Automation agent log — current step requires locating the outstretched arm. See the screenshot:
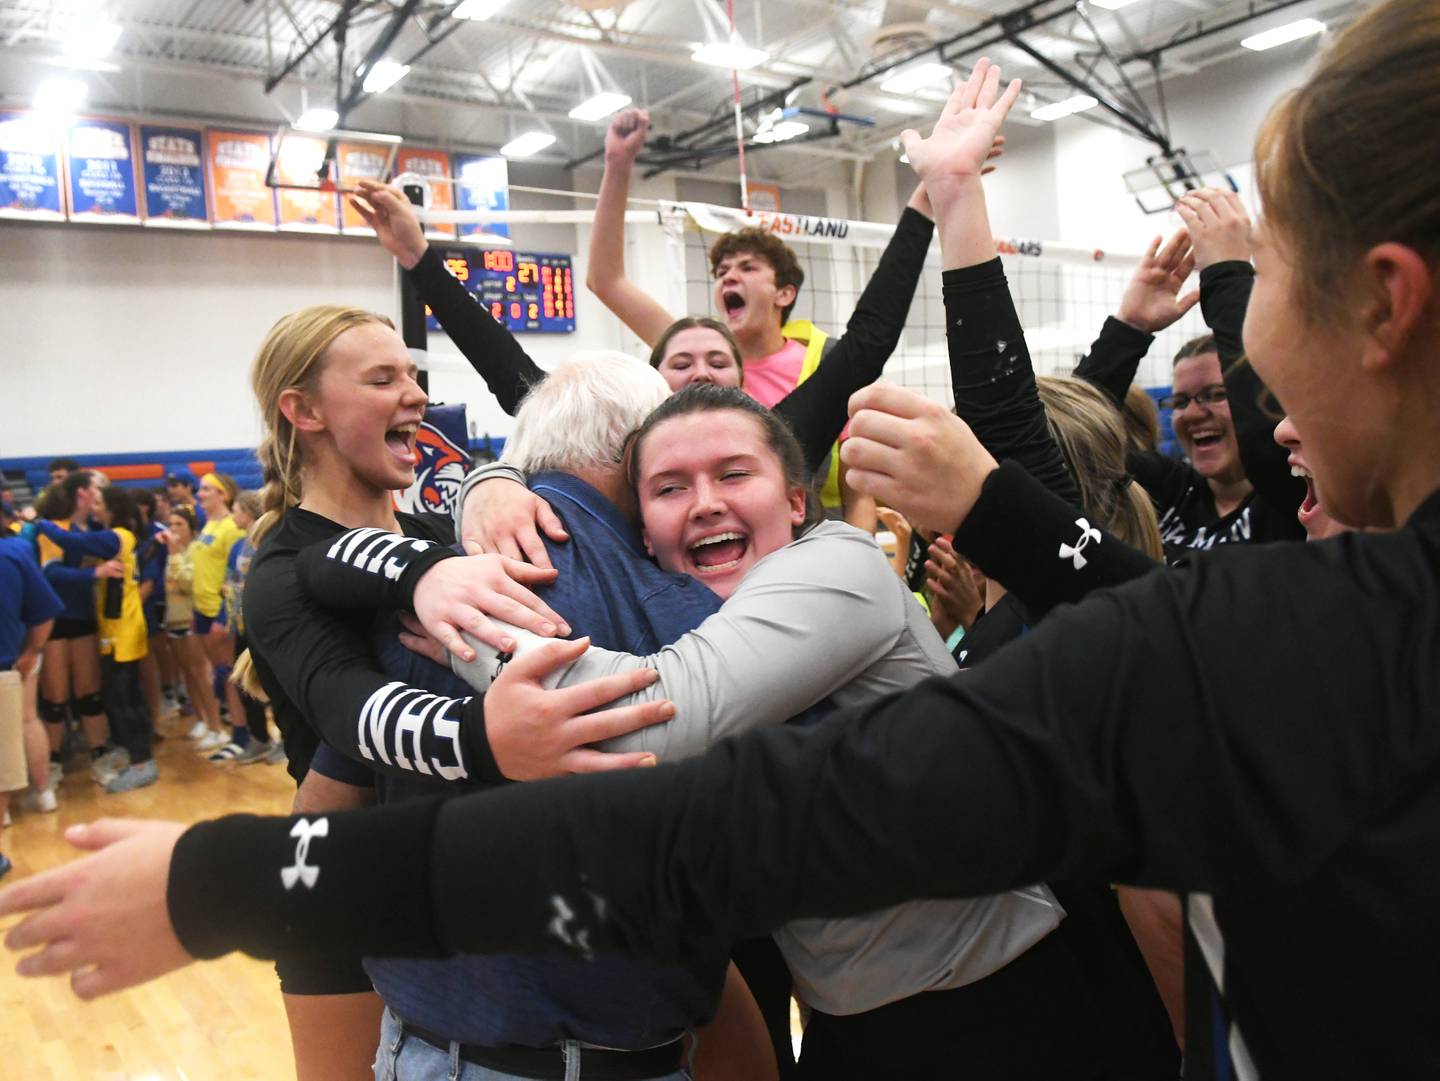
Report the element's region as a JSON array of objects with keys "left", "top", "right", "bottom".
[
  {"left": 586, "top": 109, "right": 676, "bottom": 346},
  {"left": 350, "top": 179, "right": 545, "bottom": 415},
  {"left": 773, "top": 184, "right": 936, "bottom": 474}
]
